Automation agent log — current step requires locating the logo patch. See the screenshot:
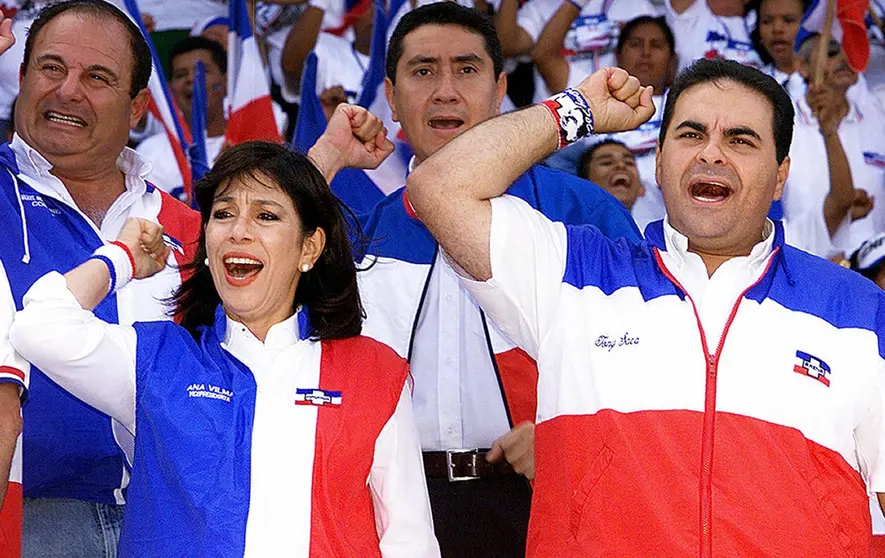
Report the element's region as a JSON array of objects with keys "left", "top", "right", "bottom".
[
  {"left": 295, "top": 388, "right": 342, "bottom": 406},
  {"left": 187, "top": 383, "right": 233, "bottom": 402},
  {"left": 793, "top": 351, "right": 831, "bottom": 387}
]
